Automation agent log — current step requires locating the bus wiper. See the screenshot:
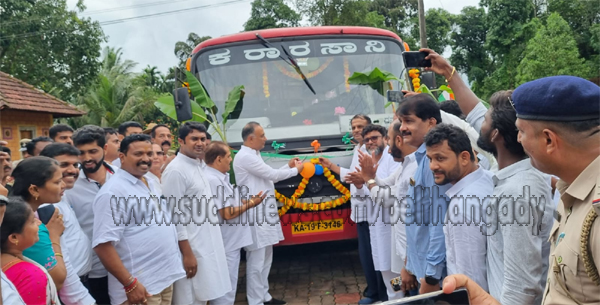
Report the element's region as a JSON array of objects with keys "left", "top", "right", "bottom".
[{"left": 255, "top": 33, "right": 316, "bottom": 95}]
